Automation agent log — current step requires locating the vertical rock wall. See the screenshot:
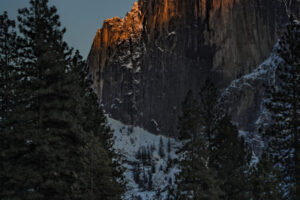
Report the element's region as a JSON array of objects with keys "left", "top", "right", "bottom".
[{"left": 87, "top": 0, "right": 296, "bottom": 135}]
